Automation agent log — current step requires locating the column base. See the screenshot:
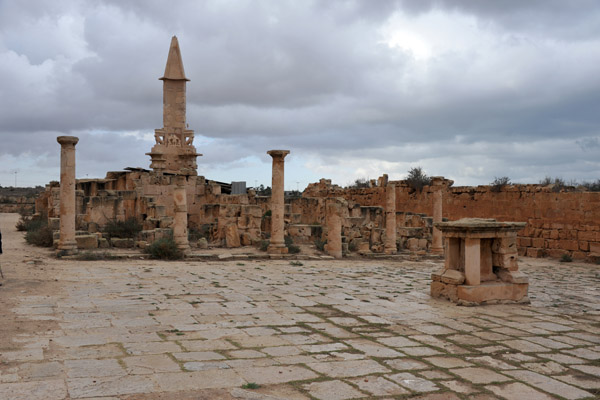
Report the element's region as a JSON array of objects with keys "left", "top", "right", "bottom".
[
  {"left": 384, "top": 247, "right": 397, "bottom": 255},
  {"left": 267, "top": 244, "right": 288, "bottom": 254},
  {"left": 56, "top": 242, "right": 78, "bottom": 256},
  {"left": 430, "top": 246, "right": 444, "bottom": 254}
]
